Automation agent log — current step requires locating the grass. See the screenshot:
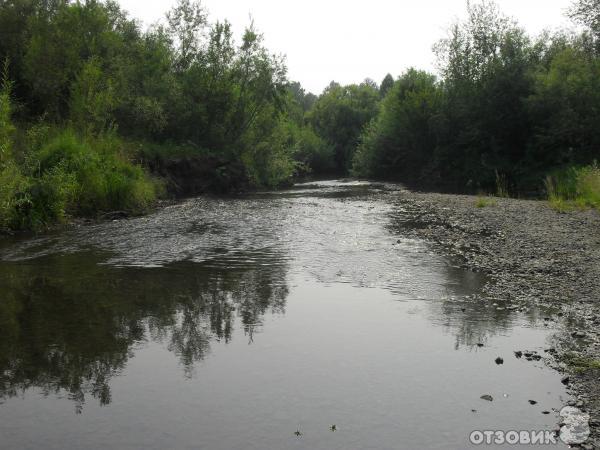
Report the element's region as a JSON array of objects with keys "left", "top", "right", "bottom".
[
  {"left": 475, "top": 196, "right": 498, "bottom": 208},
  {"left": 562, "top": 353, "right": 600, "bottom": 374},
  {"left": 545, "top": 164, "right": 600, "bottom": 212},
  {"left": 1, "top": 128, "right": 162, "bottom": 232},
  {"left": 495, "top": 170, "right": 510, "bottom": 198}
]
